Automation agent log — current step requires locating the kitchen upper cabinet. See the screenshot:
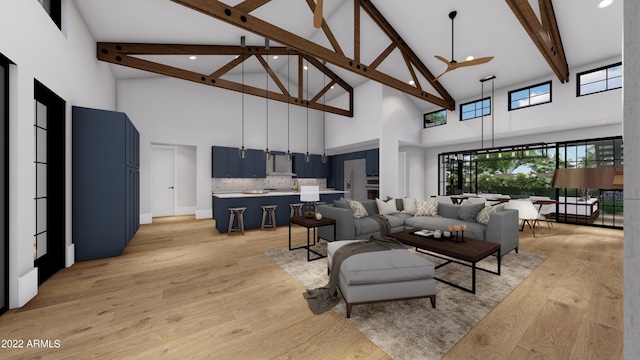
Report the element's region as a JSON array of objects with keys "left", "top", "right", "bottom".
[
  {"left": 212, "top": 146, "right": 266, "bottom": 178},
  {"left": 212, "top": 146, "right": 241, "bottom": 178},
  {"left": 365, "top": 149, "right": 379, "bottom": 175},
  {"left": 242, "top": 148, "right": 266, "bottom": 178},
  {"left": 293, "top": 153, "right": 329, "bottom": 179}
]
